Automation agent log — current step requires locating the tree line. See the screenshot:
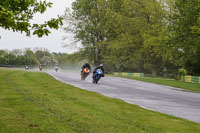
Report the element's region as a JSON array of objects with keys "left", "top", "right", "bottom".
[
  {"left": 0, "top": 48, "right": 84, "bottom": 70},
  {"left": 63, "top": 0, "right": 200, "bottom": 77}
]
